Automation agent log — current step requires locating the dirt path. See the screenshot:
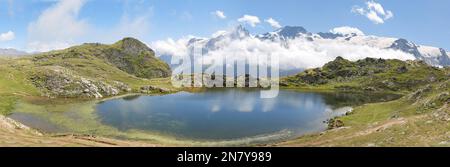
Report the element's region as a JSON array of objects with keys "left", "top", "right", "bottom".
[
  {"left": 277, "top": 115, "right": 427, "bottom": 147},
  {"left": 0, "top": 115, "right": 159, "bottom": 147}
]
